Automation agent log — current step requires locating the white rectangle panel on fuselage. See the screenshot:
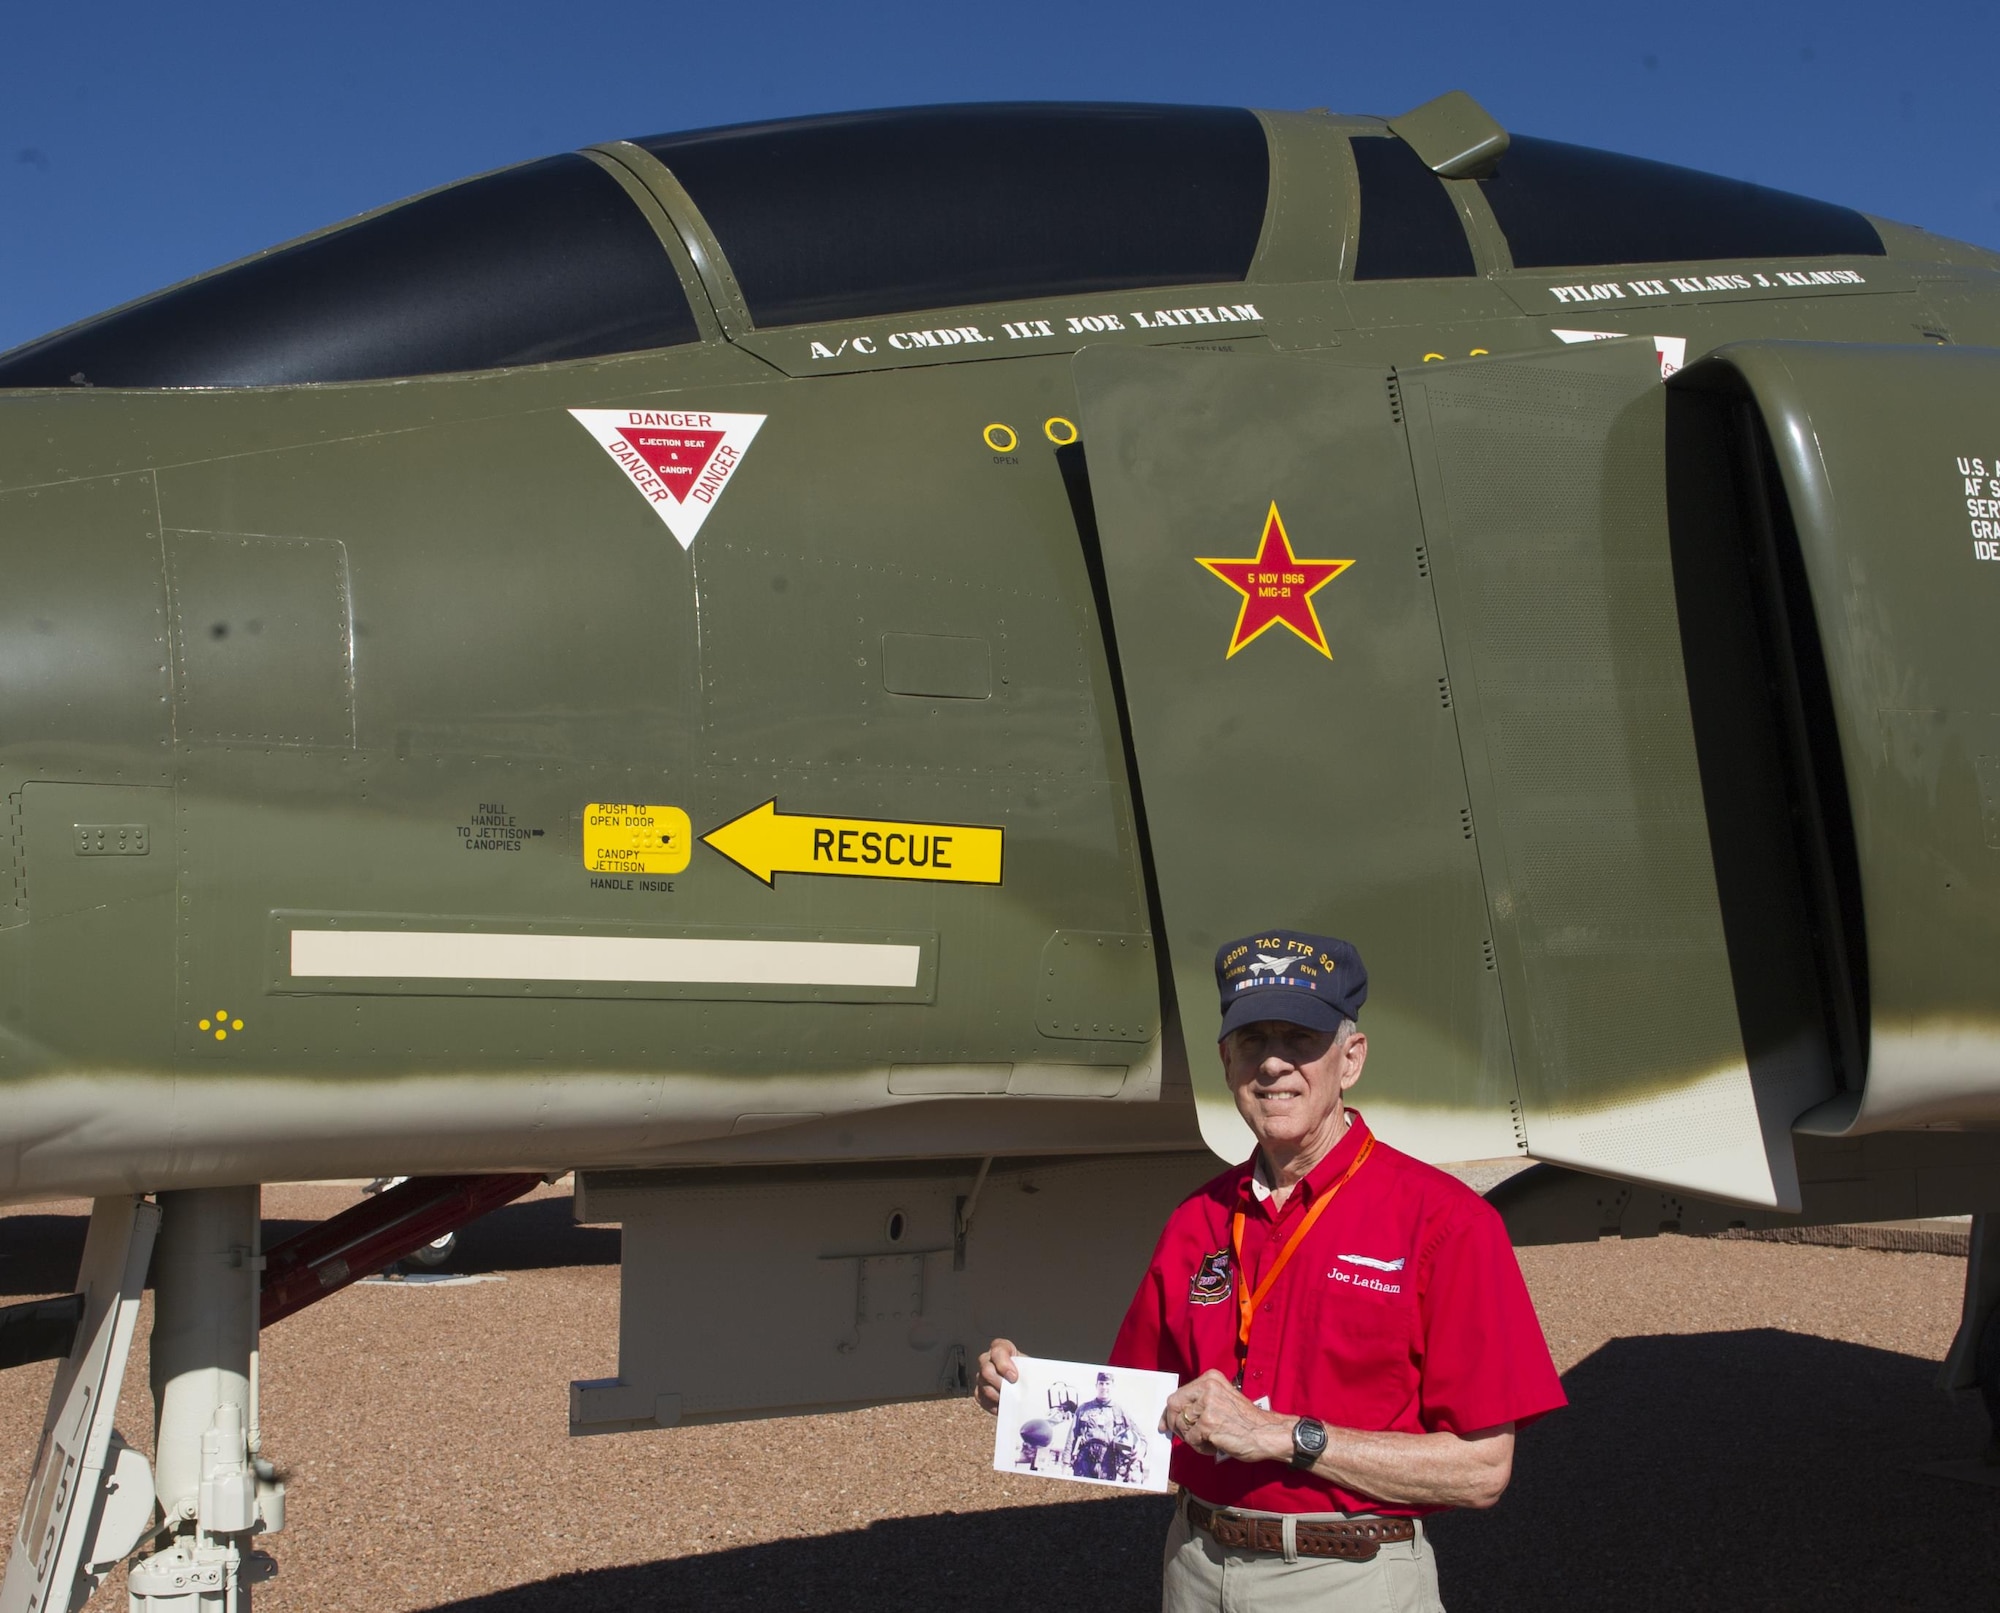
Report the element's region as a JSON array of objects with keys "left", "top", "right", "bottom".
[{"left": 289, "top": 929, "right": 922, "bottom": 990}]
